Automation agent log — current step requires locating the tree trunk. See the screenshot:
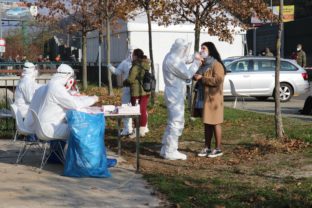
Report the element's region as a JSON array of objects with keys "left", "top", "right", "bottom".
[
  {"left": 106, "top": 17, "right": 113, "bottom": 96},
  {"left": 274, "top": 0, "right": 285, "bottom": 139},
  {"left": 98, "top": 0, "right": 104, "bottom": 87},
  {"left": 146, "top": 5, "right": 155, "bottom": 105},
  {"left": 82, "top": 31, "right": 88, "bottom": 90},
  {"left": 194, "top": 8, "right": 201, "bottom": 52},
  {"left": 99, "top": 29, "right": 103, "bottom": 87}
]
